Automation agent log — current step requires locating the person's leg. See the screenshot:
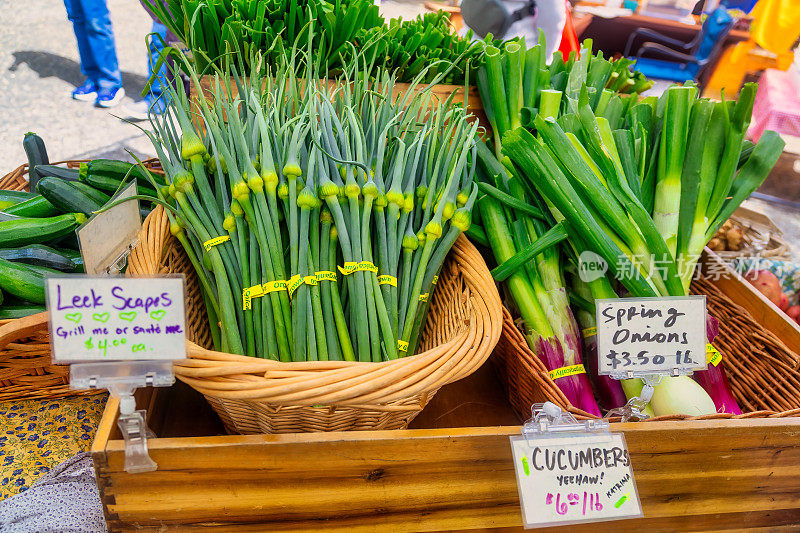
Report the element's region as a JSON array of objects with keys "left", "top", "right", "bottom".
[
  {"left": 146, "top": 21, "right": 170, "bottom": 111},
  {"left": 81, "top": 0, "right": 122, "bottom": 91},
  {"left": 63, "top": 0, "right": 100, "bottom": 87}
]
